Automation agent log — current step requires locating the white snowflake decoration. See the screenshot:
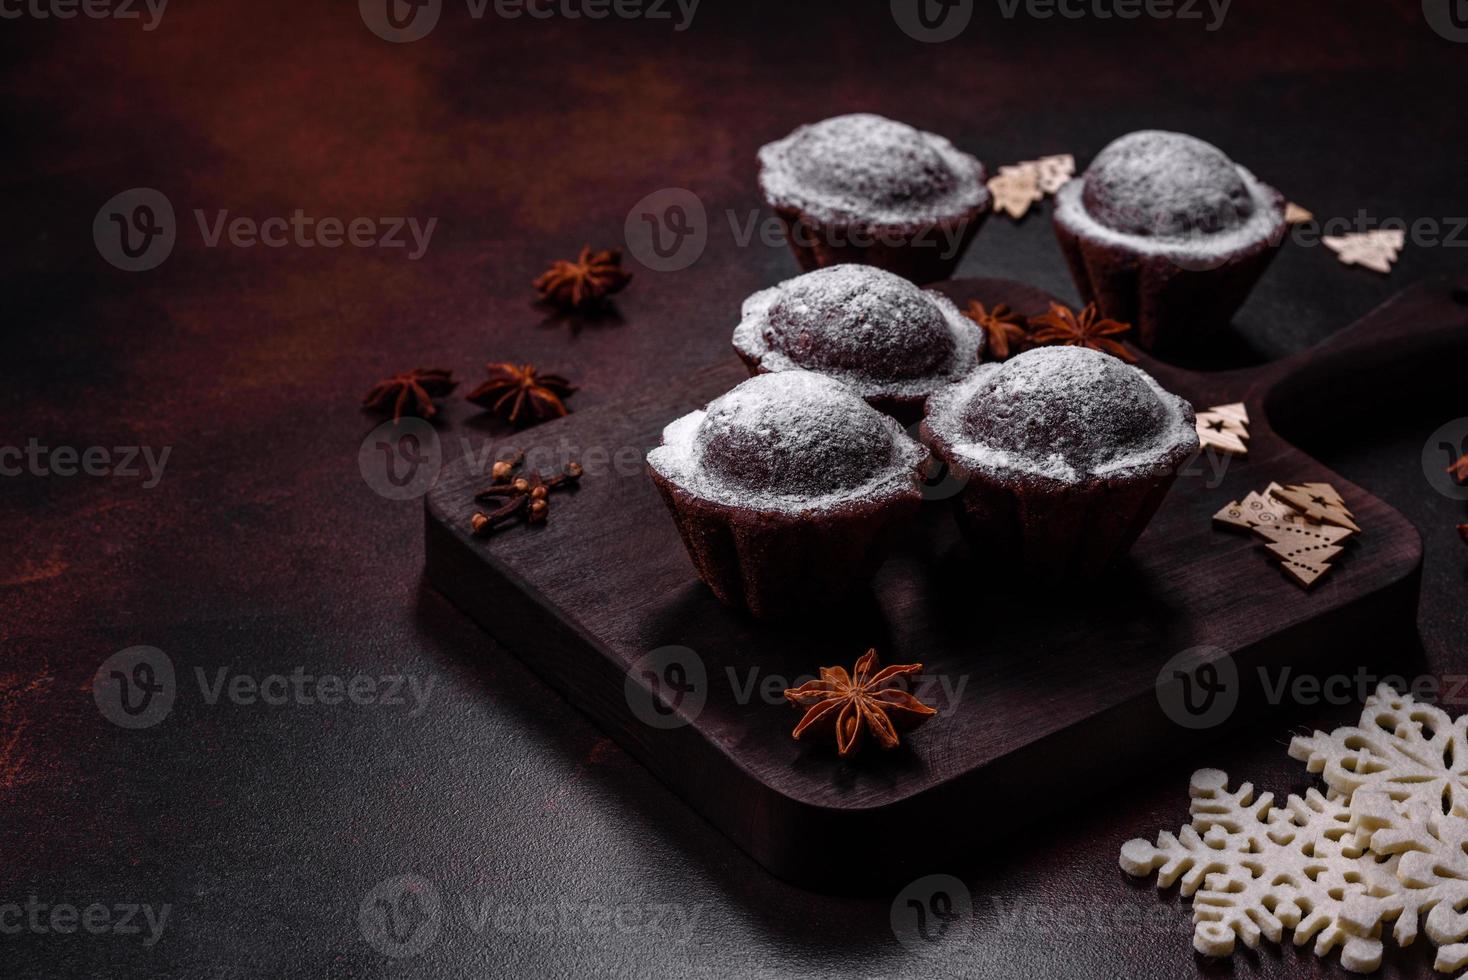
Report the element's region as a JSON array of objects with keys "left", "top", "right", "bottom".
[
  {"left": 1350, "top": 791, "right": 1468, "bottom": 974},
  {"left": 1120, "top": 768, "right": 1399, "bottom": 972},
  {"left": 1292, "top": 684, "right": 1468, "bottom": 975},
  {"left": 1289, "top": 682, "right": 1468, "bottom": 822}
]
